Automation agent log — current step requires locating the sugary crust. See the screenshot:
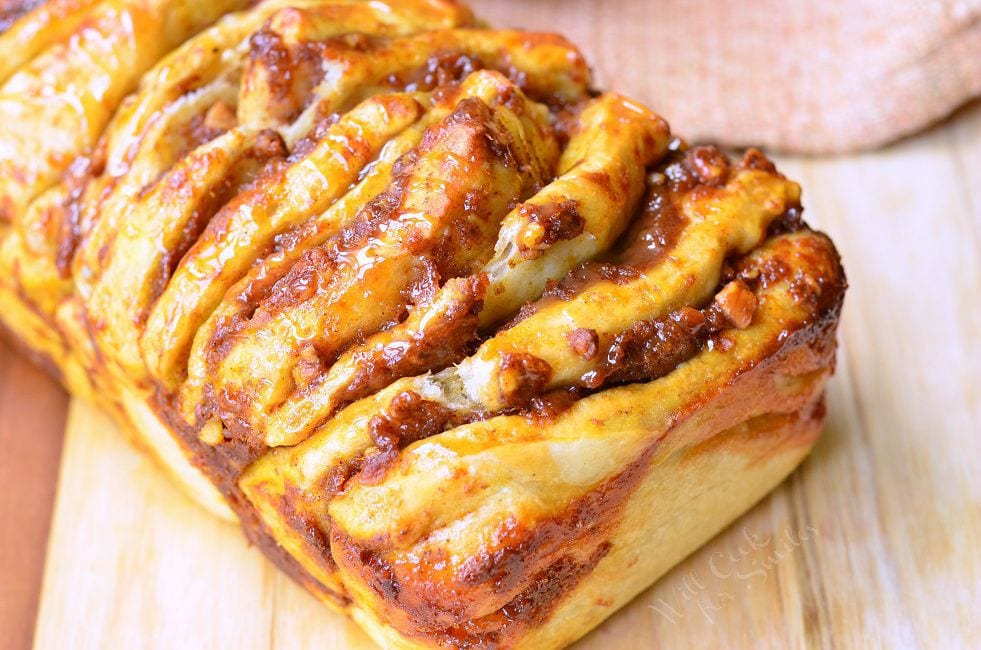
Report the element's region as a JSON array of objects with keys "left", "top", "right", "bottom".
[
  {"left": 0, "top": 2, "right": 846, "bottom": 648},
  {"left": 265, "top": 231, "right": 844, "bottom": 647}
]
